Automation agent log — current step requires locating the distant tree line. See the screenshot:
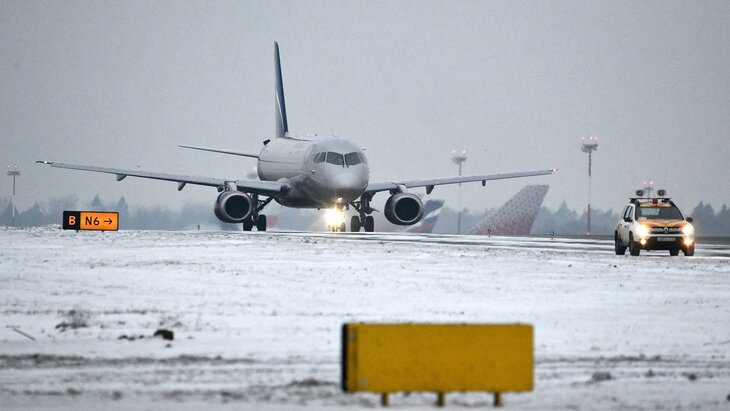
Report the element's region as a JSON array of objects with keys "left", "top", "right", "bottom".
[
  {"left": 0, "top": 195, "right": 238, "bottom": 231},
  {"left": 1, "top": 195, "right": 729, "bottom": 237}
]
